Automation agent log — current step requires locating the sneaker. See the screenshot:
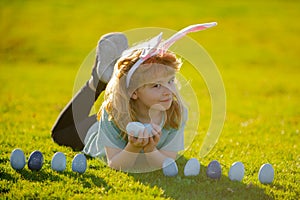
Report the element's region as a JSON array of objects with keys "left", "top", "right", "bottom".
[{"left": 93, "top": 32, "right": 128, "bottom": 84}]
